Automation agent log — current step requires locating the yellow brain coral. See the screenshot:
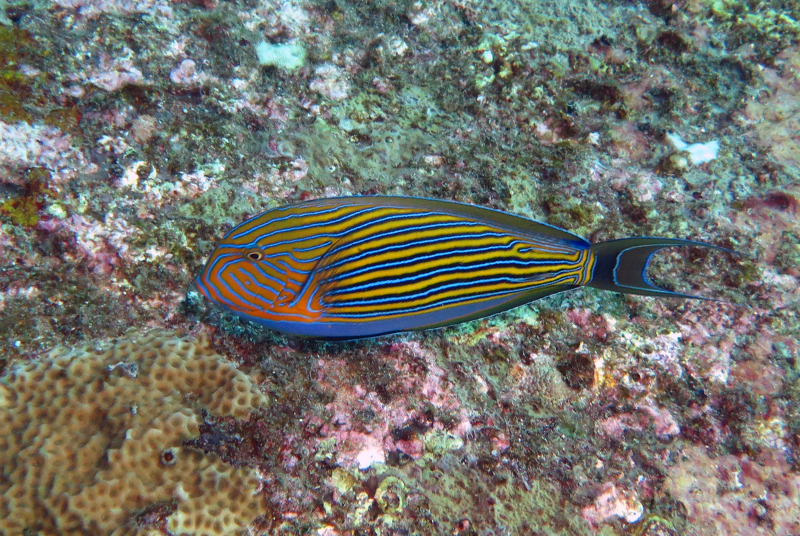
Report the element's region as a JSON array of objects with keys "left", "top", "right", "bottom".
[{"left": 0, "top": 330, "right": 271, "bottom": 535}]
